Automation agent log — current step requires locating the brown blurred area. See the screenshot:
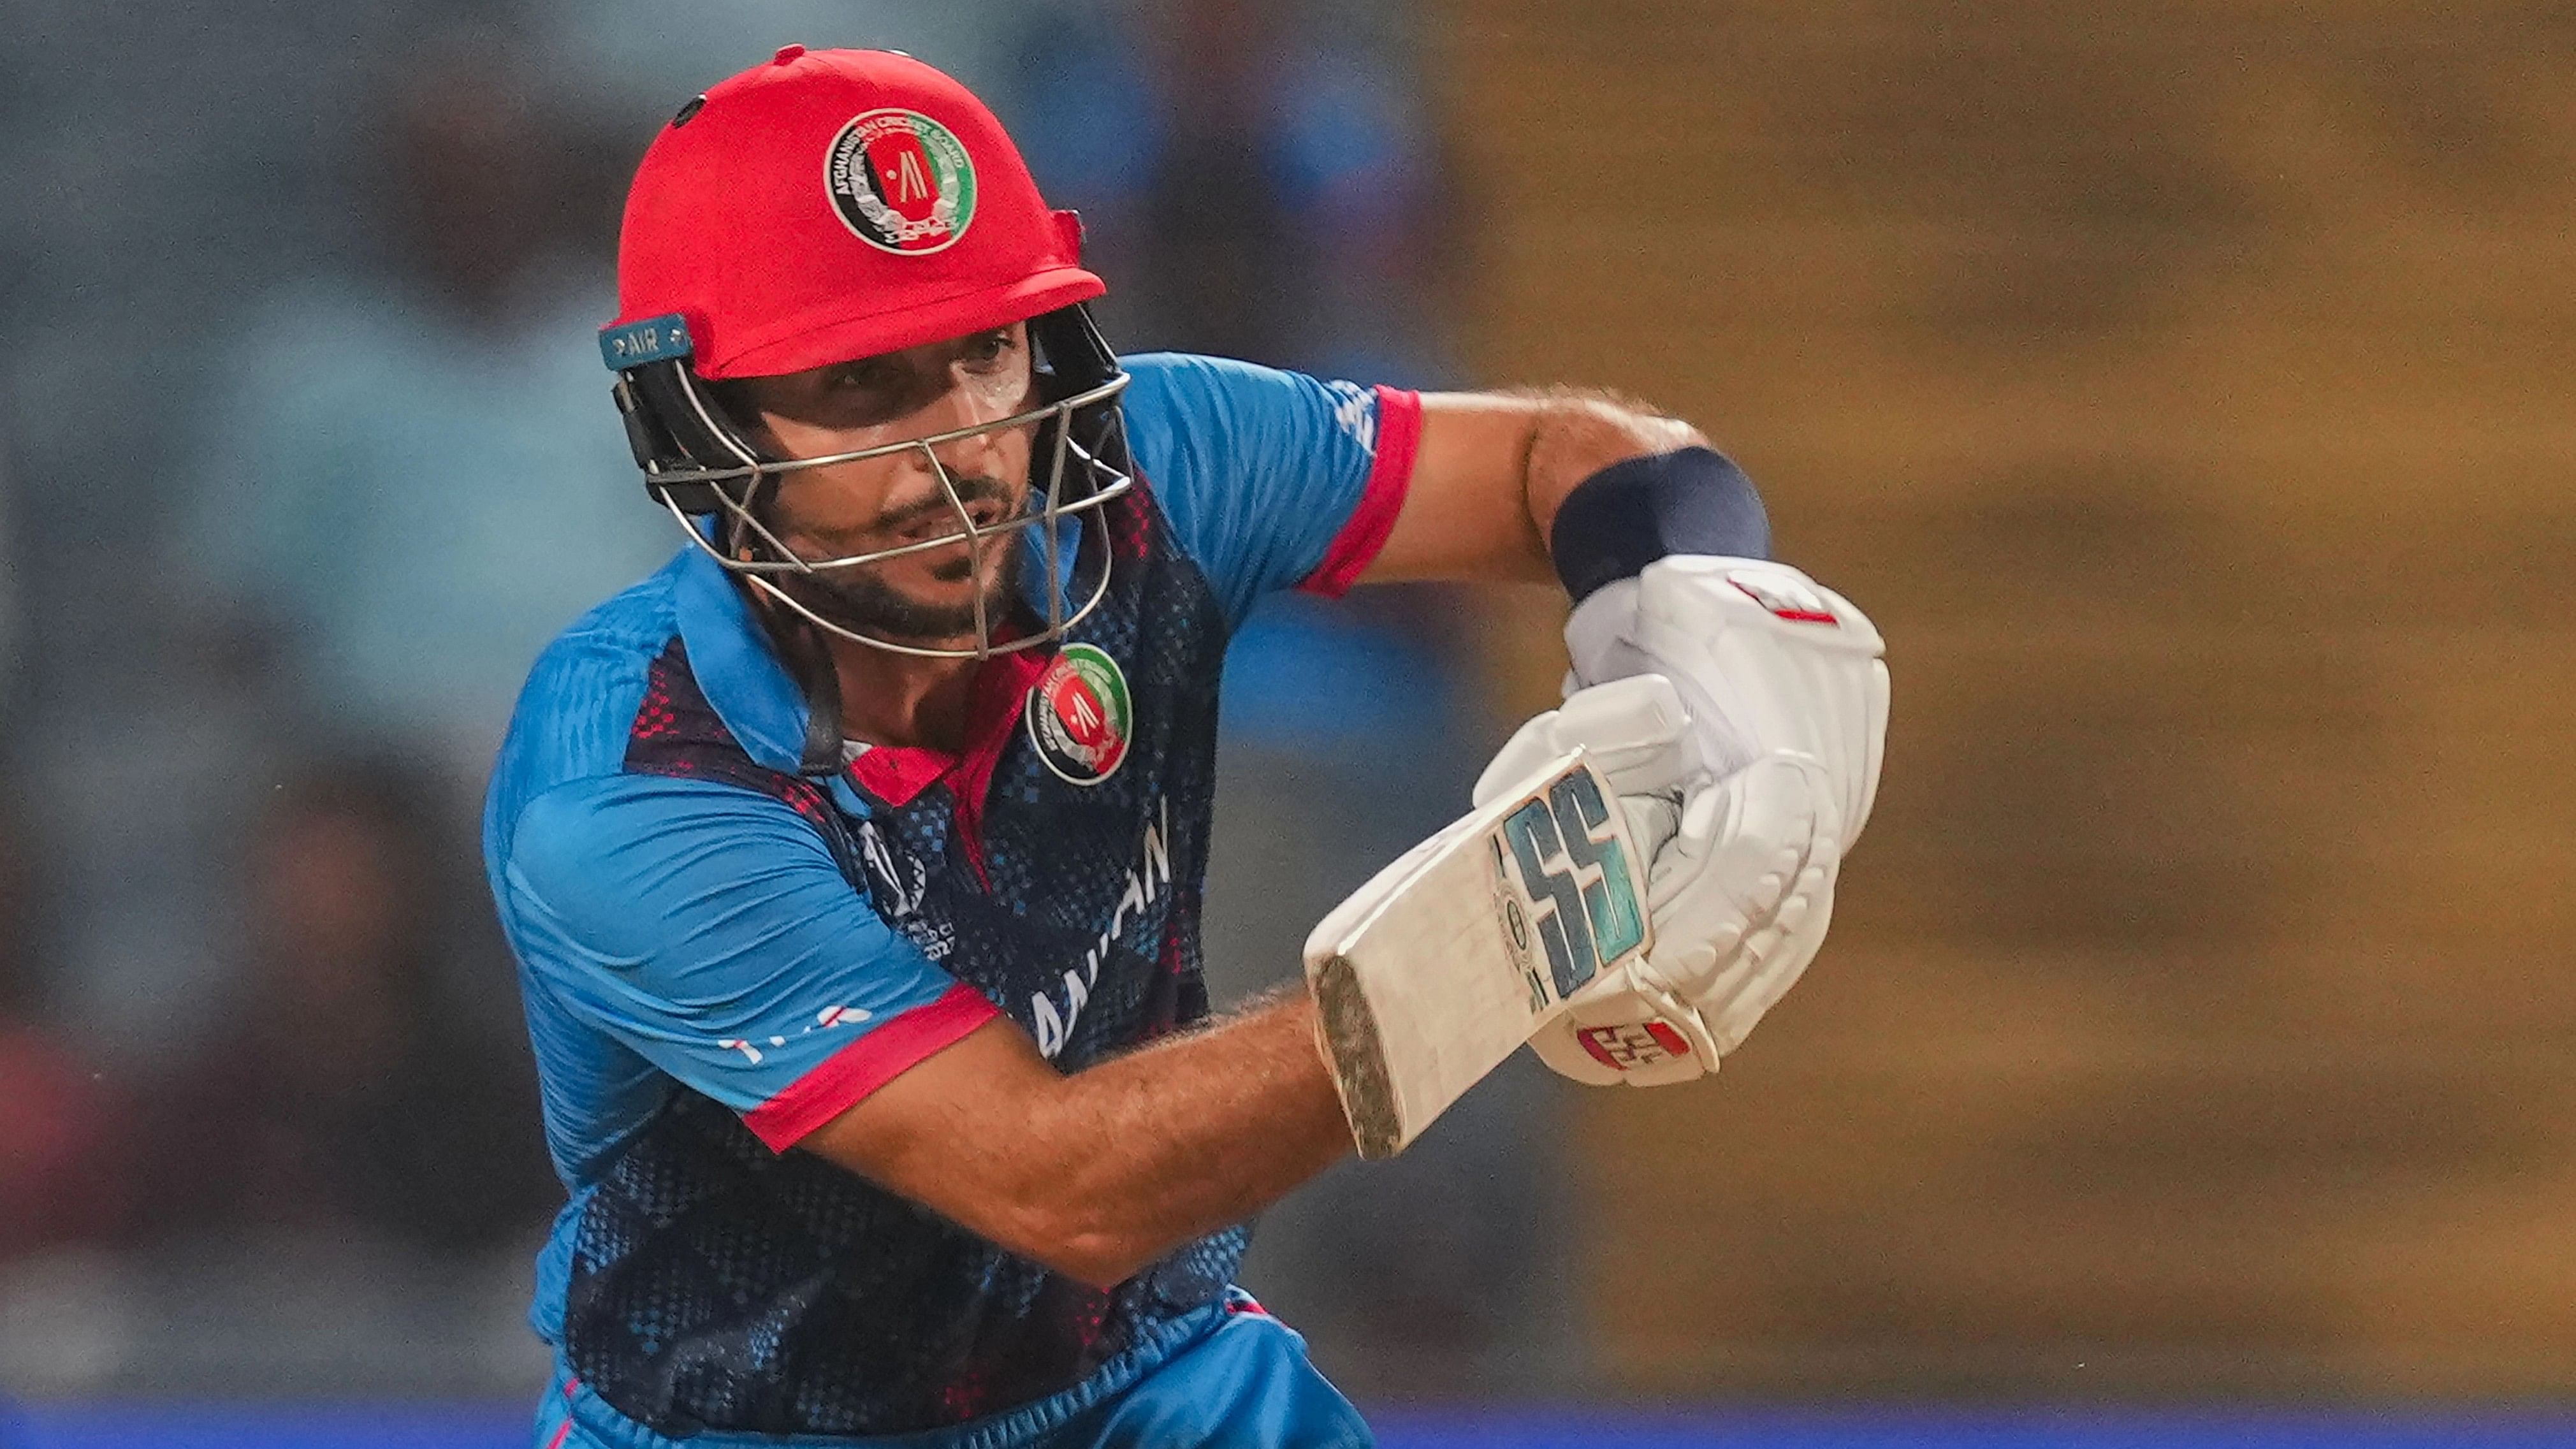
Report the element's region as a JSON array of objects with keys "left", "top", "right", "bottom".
[{"left": 1439, "top": 0, "right": 2576, "bottom": 1399}]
